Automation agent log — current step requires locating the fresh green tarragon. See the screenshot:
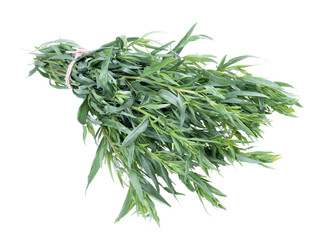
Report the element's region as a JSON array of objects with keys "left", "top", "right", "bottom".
[{"left": 29, "top": 24, "right": 301, "bottom": 225}]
